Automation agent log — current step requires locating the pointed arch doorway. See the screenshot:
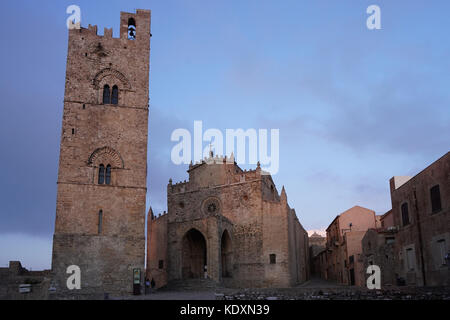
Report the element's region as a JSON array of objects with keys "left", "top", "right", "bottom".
[{"left": 181, "top": 229, "right": 207, "bottom": 279}]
